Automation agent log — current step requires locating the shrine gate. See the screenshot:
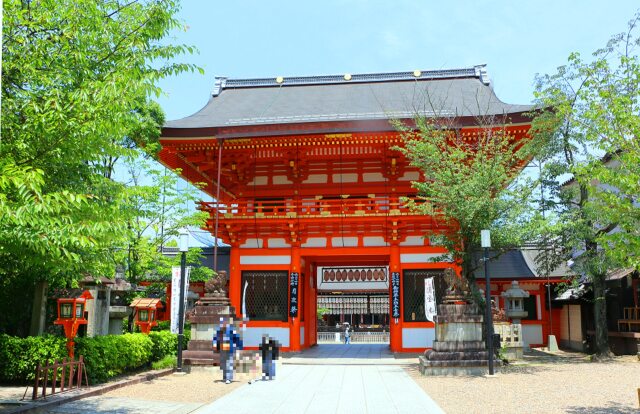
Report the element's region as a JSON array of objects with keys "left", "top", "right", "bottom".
[{"left": 159, "top": 65, "right": 533, "bottom": 352}]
